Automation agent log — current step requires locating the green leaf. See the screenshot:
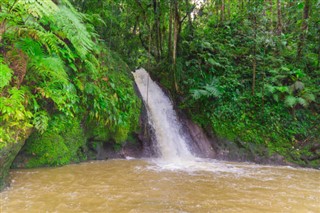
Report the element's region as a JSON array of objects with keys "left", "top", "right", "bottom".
[
  {"left": 0, "top": 60, "right": 13, "bottom": 89},
  {"left": 297, "top": 98, "right": 308, "bottom": 107},
  {"left": 207, "top": 58, "right": 215, "bottom": 65},
  {"left": 297, "top": 2, "right": 304, "bottom": 9},
  {"left": 33, "top": 111, "right": 49, "bottom": 134},
  {"left": 292, "top": 81, "right": 304, "bottom": 91},
  {"left": 284, "top": 96, "right": 297, "bottom": 108},
  {"left": 303, "top": 93, "right": 315, "bottom": 102},
  {"left": 265, "top": 84, "right": 275, "bottom": 94},
  {"left": 276, "top": 86, "right": 289, "bottom": 93}
]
